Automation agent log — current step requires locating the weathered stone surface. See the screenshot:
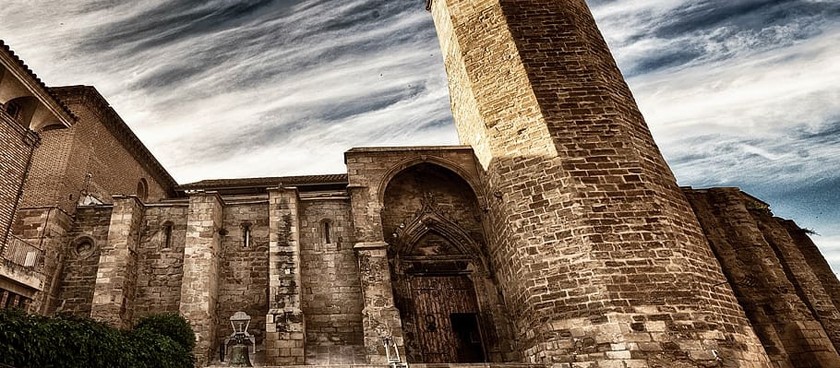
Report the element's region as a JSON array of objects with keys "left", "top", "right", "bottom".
[
  {"left": 429, "top": 0, "right": 769, "bottom": 365},
  {"left": 179, "top": 192, "right": 224, "bottom": 367},
  {"left": 264, "top": 187, "right": 306, "bottom": 365},
  {"left": 216, "top": 200, "right": 270, "bottom": 352},
  {"left": 684, "top": 188, "right": 840, "bottom": 367},
  {"left": 299, "top": 198, "right": 364, "bottom": 349},
  {"left": 134, "top": 204, "right": 188, "bottom": 317},
  {"left": 90, "top": 196, "right": 144, "bottom": 329}
]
